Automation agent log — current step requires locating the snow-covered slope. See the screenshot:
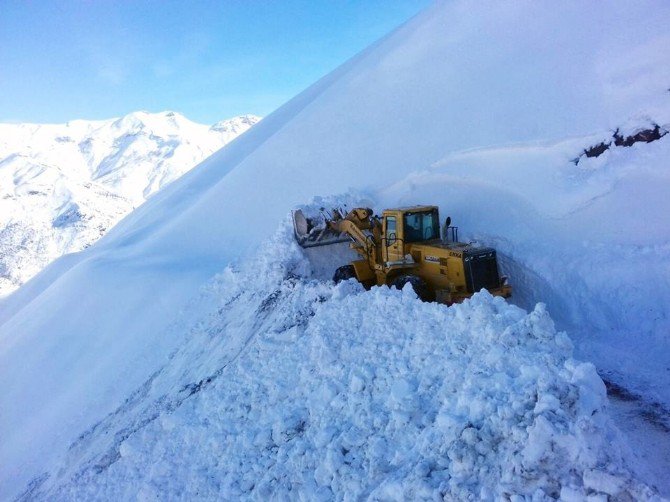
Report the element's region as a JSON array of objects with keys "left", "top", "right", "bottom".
[
  {"left": 2, "top": 0, "right": 670, "bottom": 499},
  {"left": 0, "top": 112, "right": 260, "bottom": 296}
]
